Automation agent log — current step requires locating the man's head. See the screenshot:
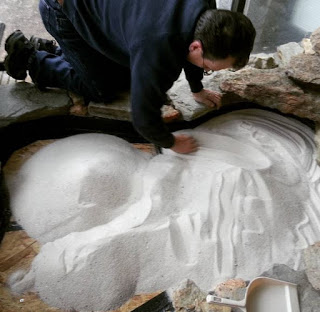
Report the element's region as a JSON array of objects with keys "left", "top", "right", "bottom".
[{"left": 188, "top": 9, "right": 256, "bottom": 71}]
